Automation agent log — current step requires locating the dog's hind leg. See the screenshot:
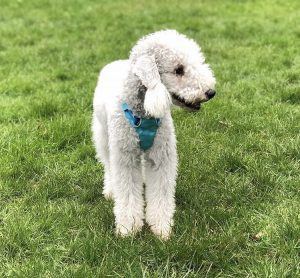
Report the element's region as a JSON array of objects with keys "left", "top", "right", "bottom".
[{"left": 92, "top": 112, "right": 113, "bottom": 200}]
